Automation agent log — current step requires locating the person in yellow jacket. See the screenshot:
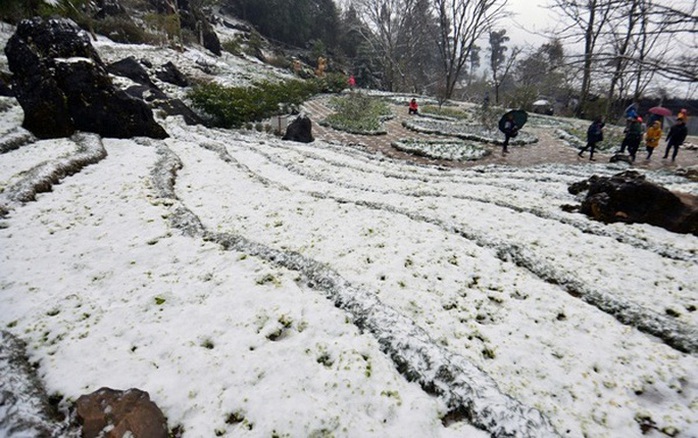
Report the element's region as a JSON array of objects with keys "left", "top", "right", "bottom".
[{"left": 645, "top": 120, "right": 662, "bottom": 160}]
